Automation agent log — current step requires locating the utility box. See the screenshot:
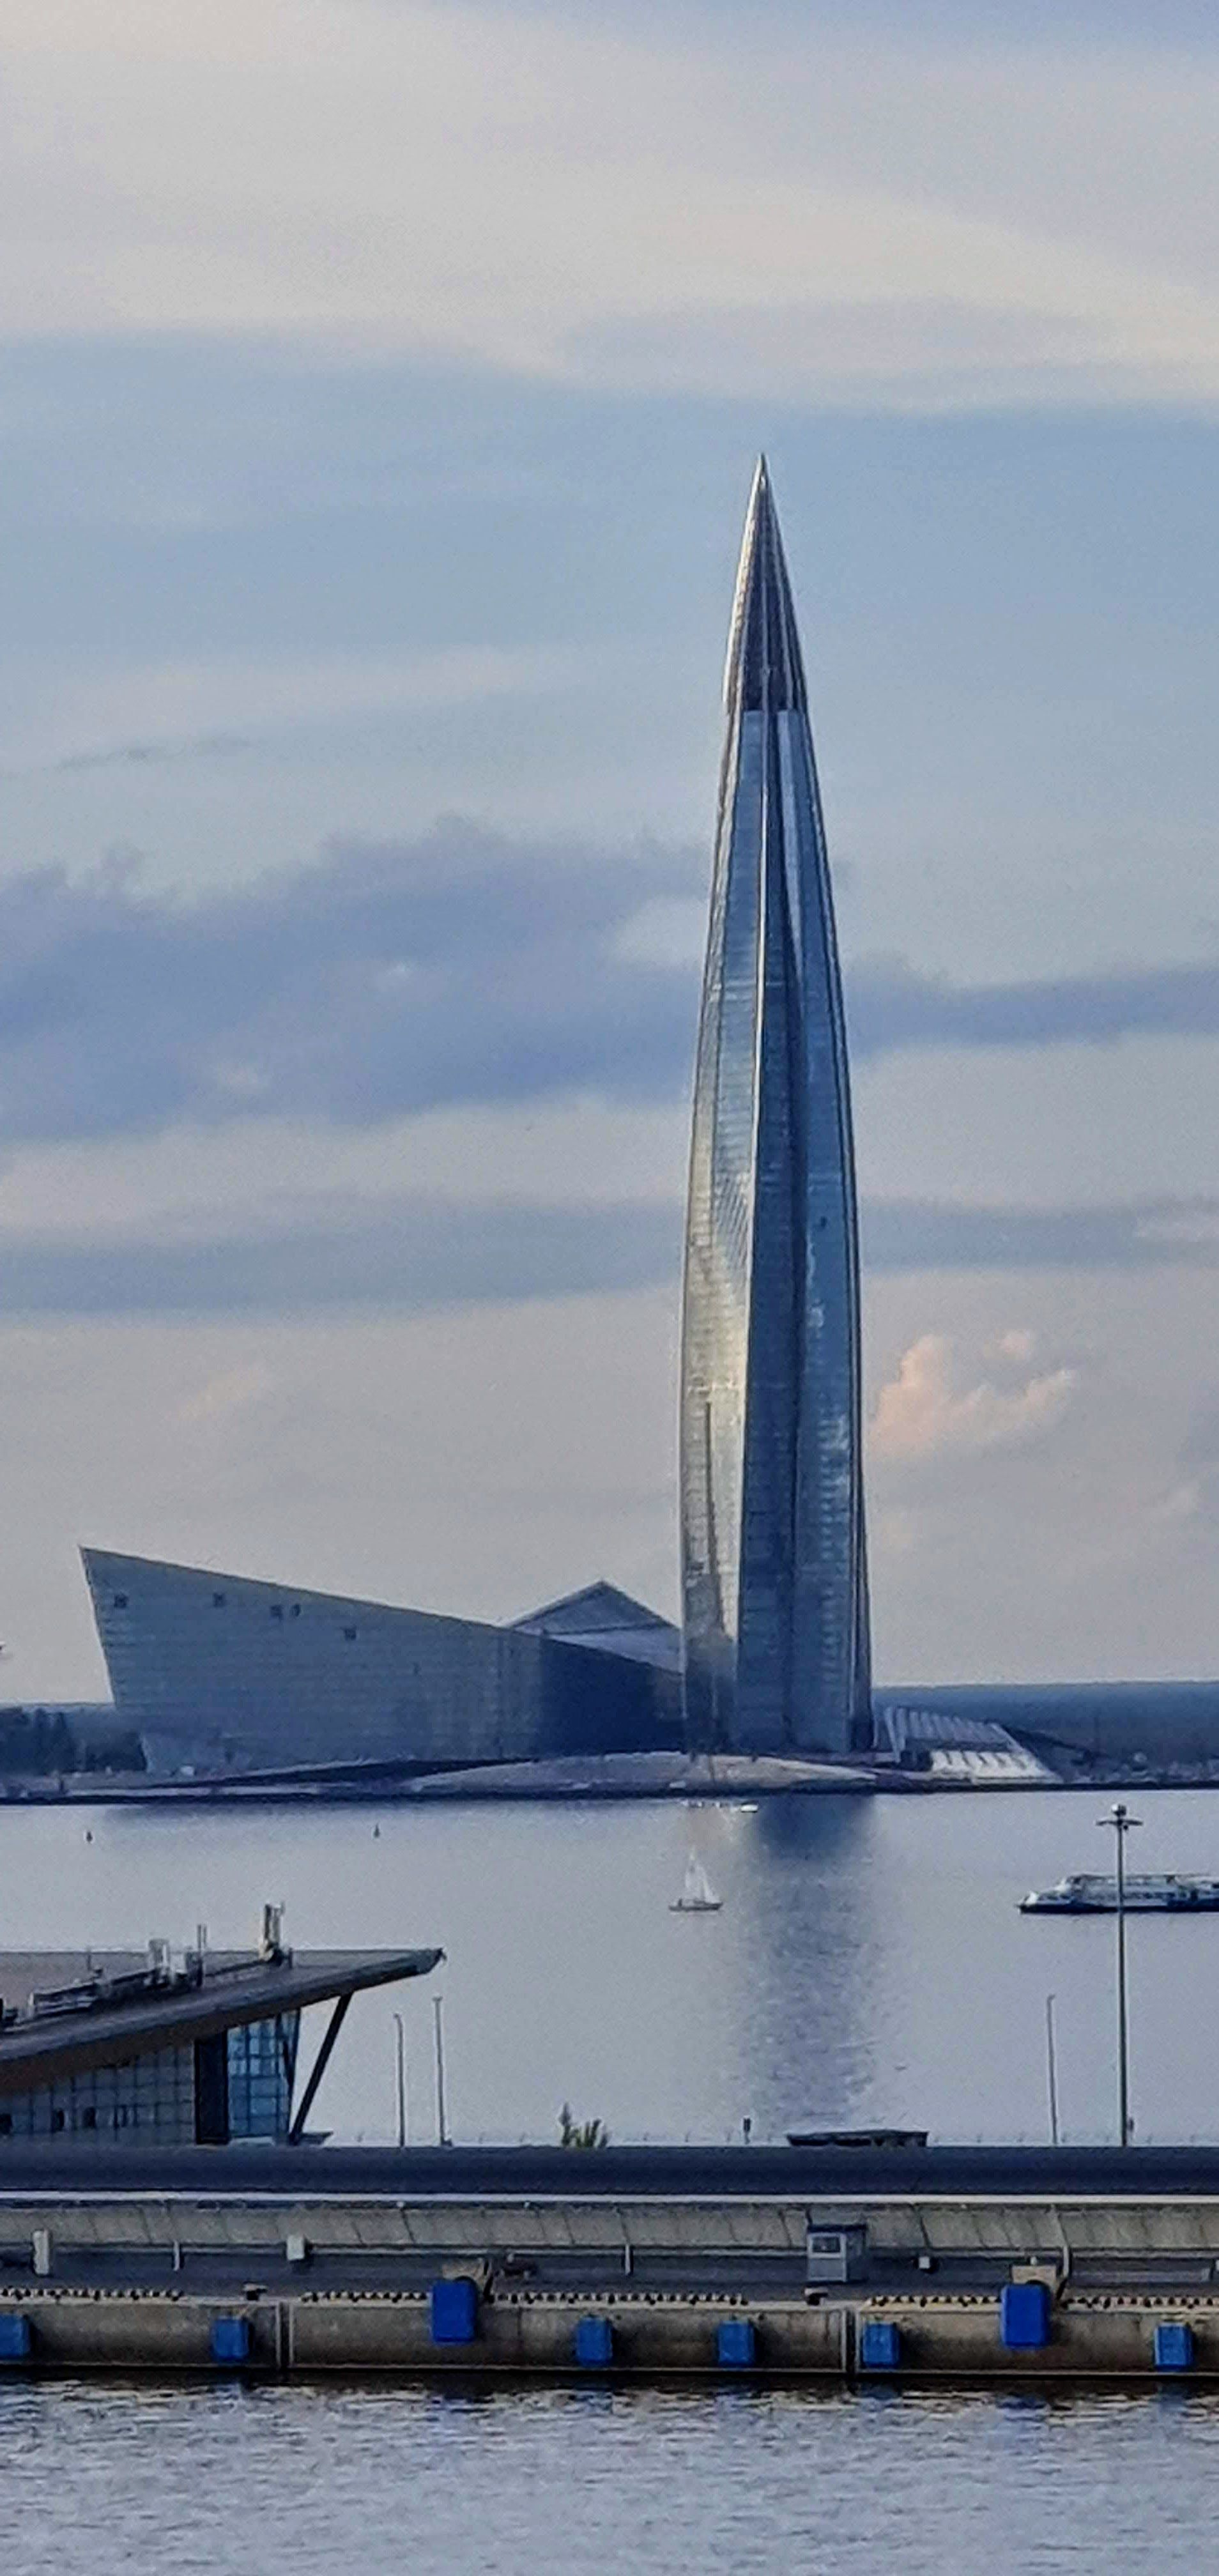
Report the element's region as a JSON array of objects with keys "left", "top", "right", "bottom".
[
  {"left": 716, "top": 2317, "right": 756, "bottom": 2370},
  {"left": 0, "top": 2313, "right": 31, "bottom": 2362},
  {"left": 284, "top": 2234, "right": 309, "bottom": 2266},
  {"left": 859, "top": 2319, "right": 901, "bottom": 2372},
  {"left": 1000, "top": 2281, "right": 1051, "bottom": 2350},
  {"left": 806, "top": 2223, "right": 868, "bottom": 2286},
  {"left": 1154, "top": 2322, "right": 1195, "bottom": 2372},
  {"left": 210, "top": 2315, "right": 250, "bottom": 2366},
  {"left": 31, "top": 2230, "right": 51, "bottom": 2280},
  {"left": 429, "top": 2278, "right": 479, "bottom": 2346},
  {"left": 574, "top": 2316, "right": 614, "bottom": 2368}
]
